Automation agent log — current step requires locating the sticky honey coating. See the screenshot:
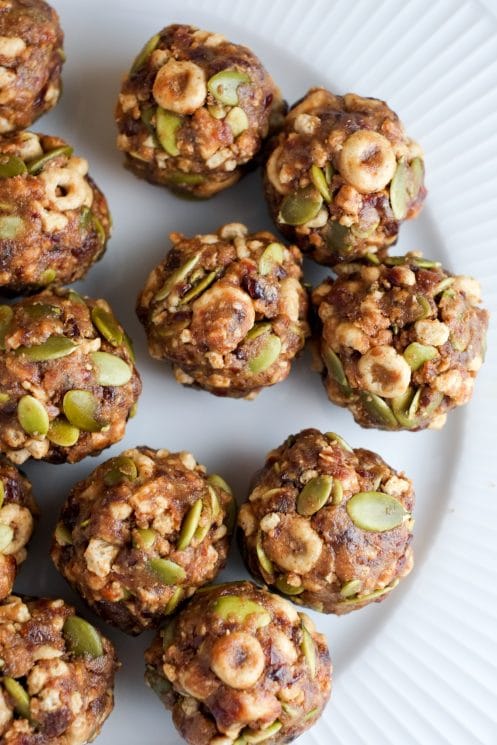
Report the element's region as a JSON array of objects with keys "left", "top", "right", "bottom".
[
  {"left": 51, "top": 447, "right": 235, "bottom": 635},
  {"left": 136, "top": 223, "right": 309, "bottom": 399},
  {"left": 0, "top": 288, "right": 141, "bottom": 464},
  {"left": 115, "top": 24, "right": 285, "bottom": 198},
  {"left": 0, "top": 131, "right": 111, "bottom": 295},
  {"left": 264, "top": 88, "right": 426, "bottom": 265},
  {"left": 0, "top": 595, "right": 117, "bottom": 744},
  {"left": 238, "top": 429, "right": 414, "bottom": 614},
  {"left": 145, "top": 581, "right": 331, "bottom": 745},
  {"left": 312, "top": 256, "right": 489, "bottom": 431},
  {"left": 0, "top": 0, "right": 64, "bottom": 134}
]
